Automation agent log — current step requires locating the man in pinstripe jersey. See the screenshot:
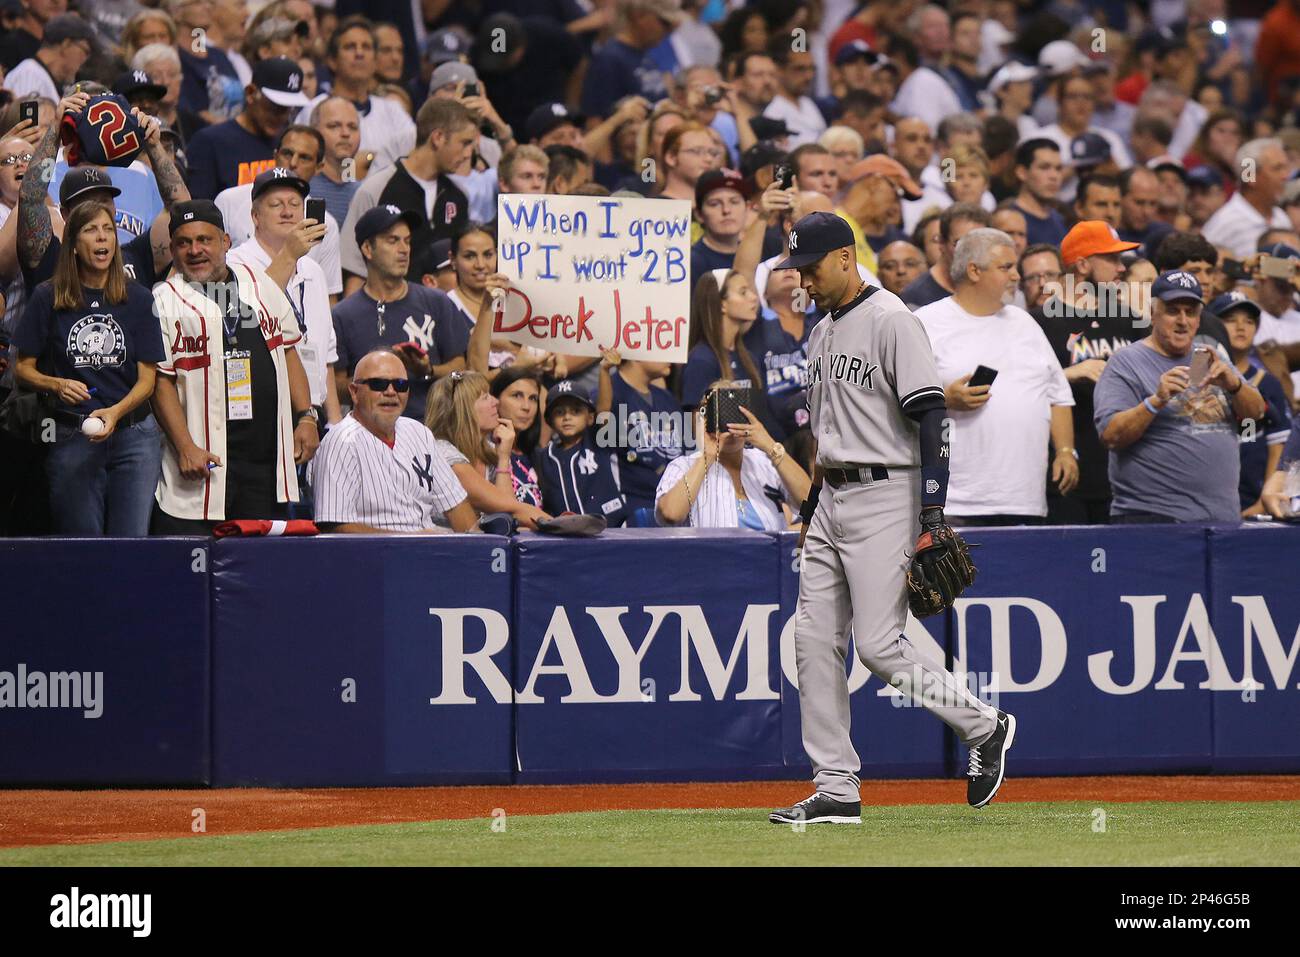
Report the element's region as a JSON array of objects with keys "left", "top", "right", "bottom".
[
  {"left": 767, "top": 212, "right": 1014, "bottom": 825},
  {"left": 310, "top": 351, "right": 478, "bottom": 533}
]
